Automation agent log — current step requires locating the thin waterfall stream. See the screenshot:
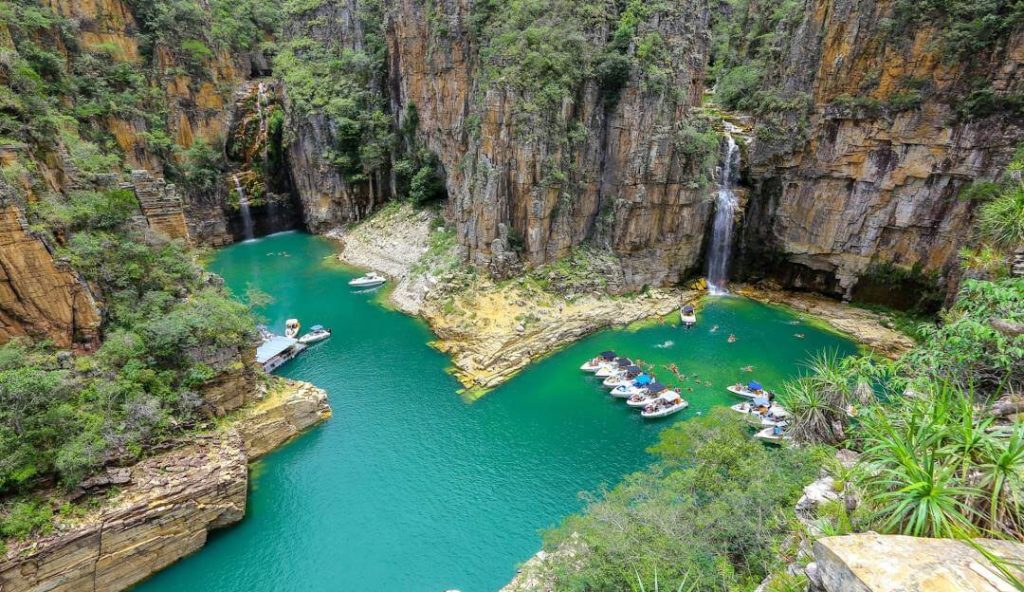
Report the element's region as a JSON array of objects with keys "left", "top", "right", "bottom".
[
  {"left": 233, "top": 174, "right": 255, "bottom": 240},
  {"left": 707, "top": 131, "right": 740, "bottom": 294}
]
